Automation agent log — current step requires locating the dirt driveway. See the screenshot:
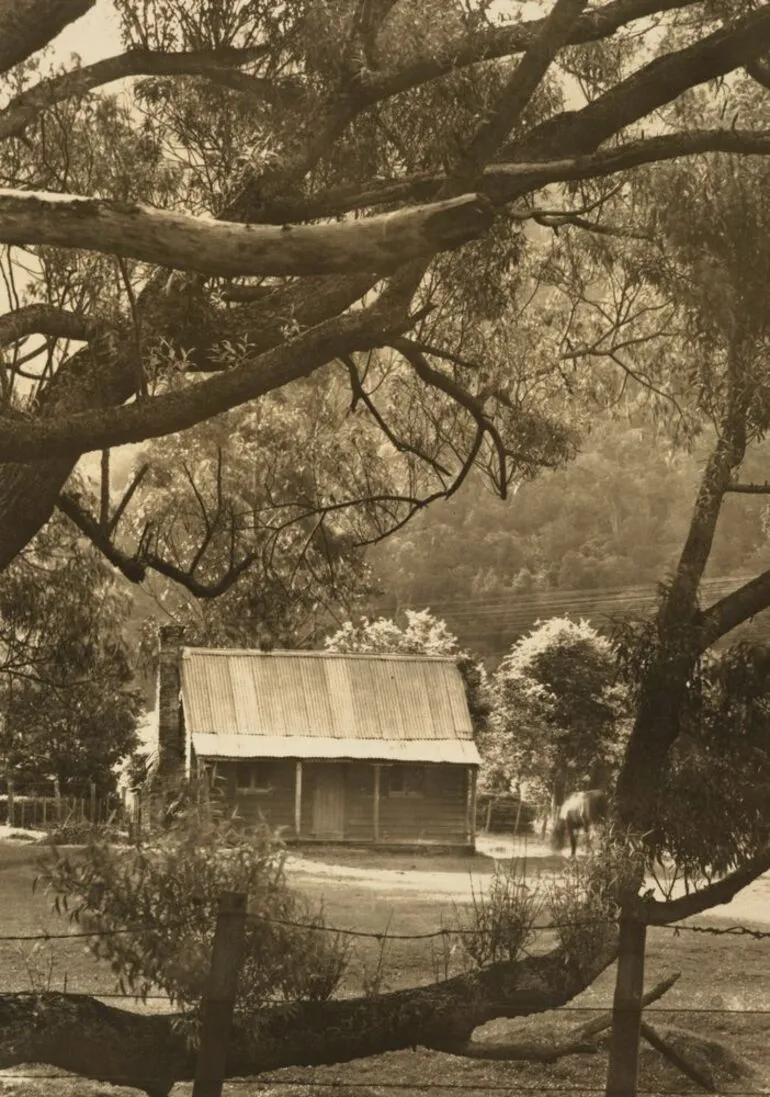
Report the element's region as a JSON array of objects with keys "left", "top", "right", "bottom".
[
  {"left": 286, "top": 833, "right": 770, "bottom": 926},
  {"left": 3, "top": 824, "right": 768, "bottom": 926}
]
